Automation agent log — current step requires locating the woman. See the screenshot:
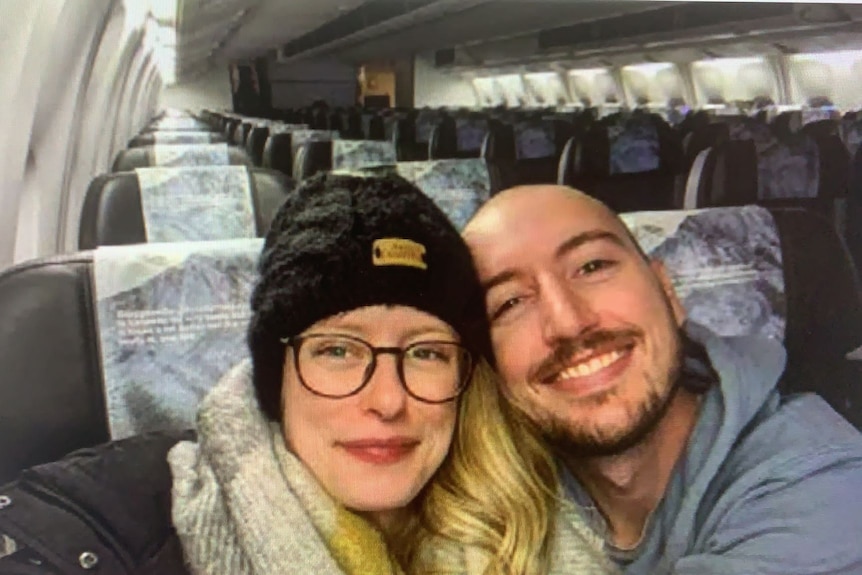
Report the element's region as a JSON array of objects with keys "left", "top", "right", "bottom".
[{"left": 0, "top": 172, "right": 611, "bottom": 574}]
